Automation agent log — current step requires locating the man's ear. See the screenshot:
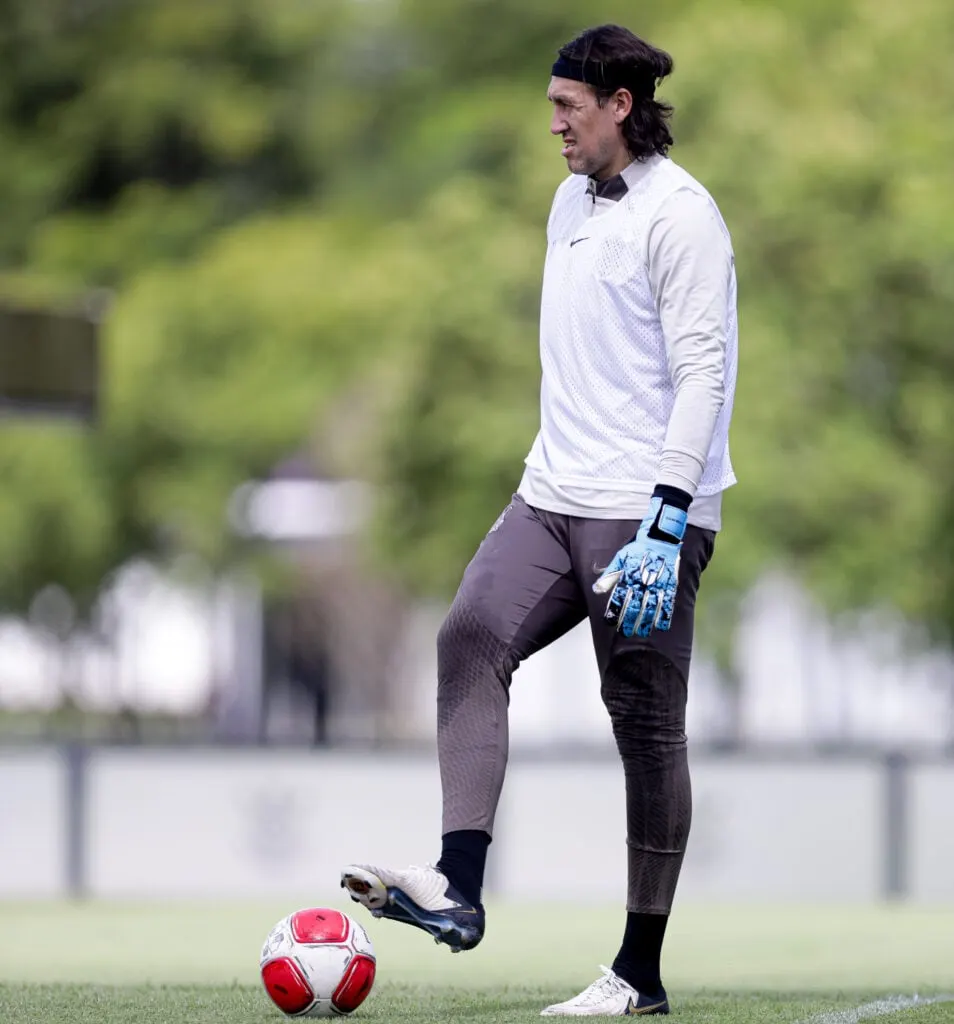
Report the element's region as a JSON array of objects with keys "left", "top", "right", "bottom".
[{"left": 613, "top": 88, "right": 634, "bottom": 123}]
